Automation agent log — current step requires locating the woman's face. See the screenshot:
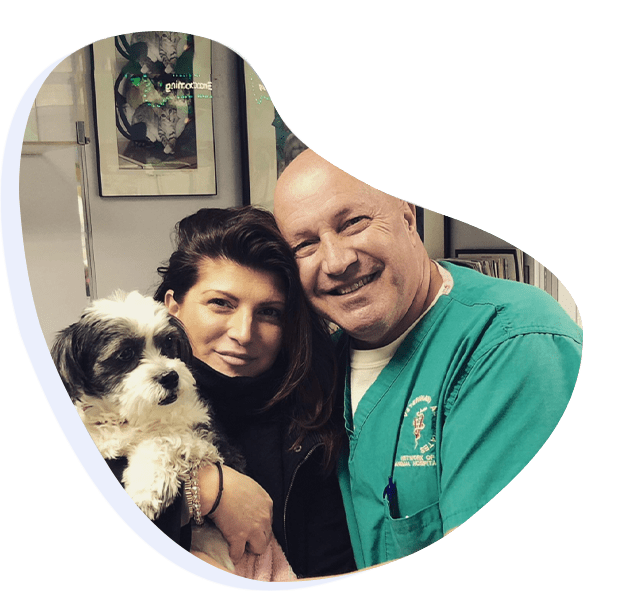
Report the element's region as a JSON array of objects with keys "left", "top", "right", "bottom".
[{"left": 165, "top": 257, "right": 286, "bottom": 378}]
